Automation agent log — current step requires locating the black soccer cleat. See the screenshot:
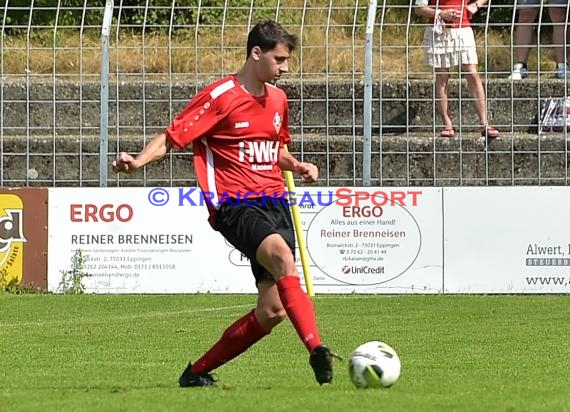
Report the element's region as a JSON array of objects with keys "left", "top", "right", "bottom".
[
  {"left": 309, "top": 344, "right": 339, "bottom": 385},
  {"left": 178, "top": 362, "right": 217, "bottom": 388}
]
